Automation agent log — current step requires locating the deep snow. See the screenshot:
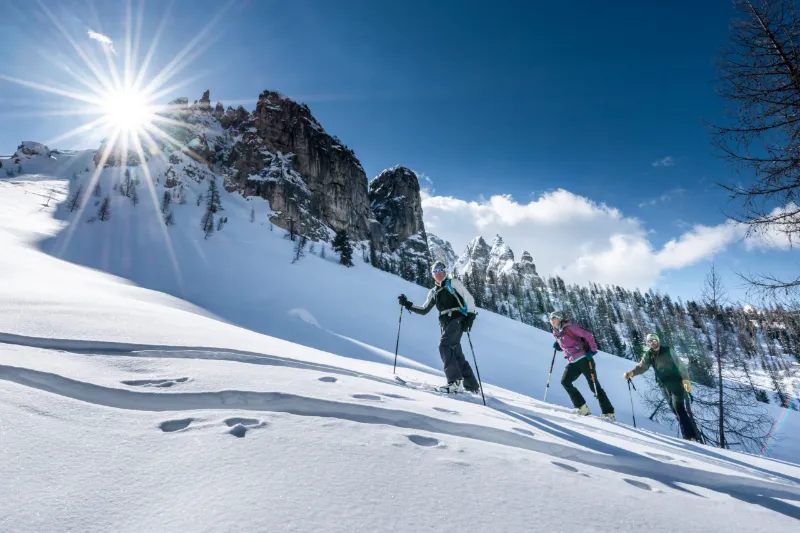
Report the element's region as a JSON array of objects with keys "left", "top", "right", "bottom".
[{"left": 0, "top": 151, "right": 799, "bottom": 531}]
